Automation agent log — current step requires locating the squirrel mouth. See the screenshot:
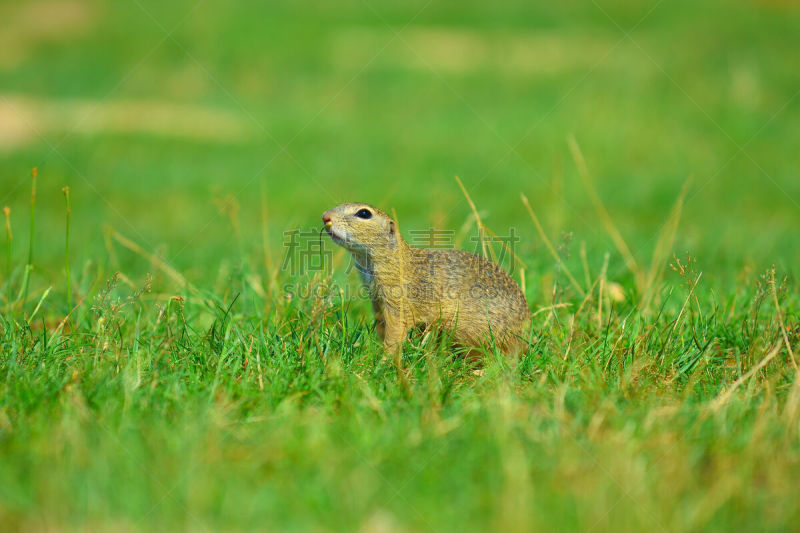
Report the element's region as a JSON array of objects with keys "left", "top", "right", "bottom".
[{"left": 324, "top": 224, "right": 346, "bottom": 243}]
